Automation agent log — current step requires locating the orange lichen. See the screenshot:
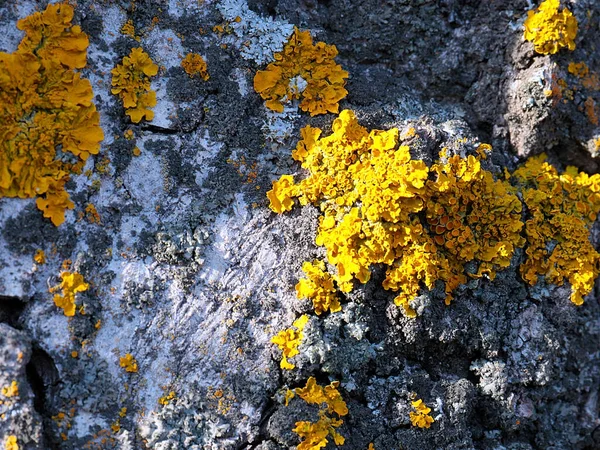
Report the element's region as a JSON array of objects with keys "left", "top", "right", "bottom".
[
  {"left": 416, "top": 151, "right": 525, "bottom": 306},
  {"left": 294, "top": 412, "right": 345, "bottom": 450},
  {"left": 268, "top": 110, "right": 524, "bottom": 316},
  {"left": 85, "top": 203, "right": 101, "bottom": 224},
  {"left": 271, "top": 315, "right": 309, "bottom": 370},
  {"left": 34, "top": 249, "right": 46, "bottom": 265},
  {"left": 568, "top": 61, "right": 589, "bottom": 78},
  {"left": 0, "top": 2, "right": 104, "bottom": 226},
  {"left": 158, "top": 391, "right": 176, "bottom": 406},
  {"left": 132, "top": 146, "right": 141, "bottom": 156},
  {"left": 409, "top": 399, "right": 435, "bottom": 429},
  {"left": 523, "top": 0, "right": 577, "bottom": 55},
  {"left": 111, "top": 47, "right": 158, "bottom": 123},
  {"left": 181, "top": 53, "right": 209, "bottom": 80},
  {"left": 584, "top": 97, "right": 599, "bottom": 125},
  {"left": 512, "top": 154, "right": 600, "bottom": 305},
  {"left": 119, "top": 353, "right": 138, "bottom": 373},
  {"left": 120, "top": 19, "right": 140, "bottom": 41},
  {"left": 254, "top": 28, "right": 348, "bottom": 116},
  {"left": 266, "top": 175, "right": 298, "bottom": 214},
  {"left": 50, "top": 271, "right": 89, "bottom": 317},
  {"left": 4, "top": 436, "right": 18, "bottom": 450},
  {"left": 1, "top": 381, "right": 18, "bottom": 398},
  {"left": 290, "top": 377, "right": 348, "bottom": 449},
  {"left": 296, "top": 260, "right": 341, "bottom": 315}
]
